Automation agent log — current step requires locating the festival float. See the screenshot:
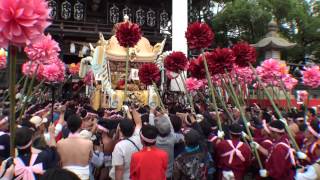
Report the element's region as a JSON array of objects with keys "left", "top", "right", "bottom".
[{"left": 79, "top": 16, "right": 166, "bottom": 110}]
